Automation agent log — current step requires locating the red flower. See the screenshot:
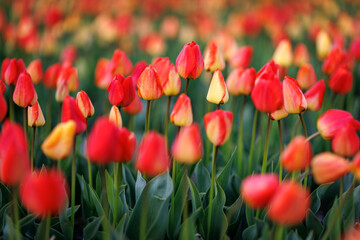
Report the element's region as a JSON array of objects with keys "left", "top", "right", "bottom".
[
  {"left": 117, "top": 127, "right": 136, "bottom": 162},
  {"left": 204, "top": 110, "right": 233, "bottom": 146},
  {"left": 108, "top": 49, "right": 133, "bottom": 77},
  {"left": 13, "top": 72, "right": 38, "bottom": 108},
  {"left": 350, "top": 37, "right": 360, "bottom": 60},
  {"left": 3, "top": 58, "right": 26, "bottom": 85},
  {"left": 203, "top": 40, "right": 225, "bottom": 72},
  {"left": 76, "top": 90, "right": 95, "bottom": 118},
  {"left": 137, "top": 65, "right": 163, "bottom": 100},
  {"left": 27, "top": 59, "right": 43, "bottom": 85},
  {"left": 170, "top": 93, "right": 193, "bottom": 126},
  {"left": 322, "top": 48, "right": 347, "bottom": 75},
  {"left": 123, "top": 94, "right": 143, "bottom": 115},
  {"left": 57, "top": 63, "right": 79, "bottom": 92},
  {"left": 281, "top": 136, "right": 312, "bottom": 171},
  {"left": 282, "top": 76, "right": 307, "bottom": 114},
  {"left": 131, "top": 60, "right": 148, "bottom": 86},
  {"left": 107, "top": 74, "right": 136, "bottom": 107},
  {"left": 293, "top": 43, "right": 310, "bottom": 67},
  {"left": 332, "top": 123, "right": 360, "bottom": 157},
  {"left": 94, "top": 58, "right": 111, "bottom": 89},
  {"left": 28, "top": 101, "right": 45, "bottom": 127},
  {"left": 44, "top": 63, "right": 62, "bottom": 89},
  {"left": 229, "top": 46, "right": 253, "bottom": 69},
  {"left": 152, "top": 57, "right": 171, "bottom": 85},
  {"left": 0, "top": 93, "right": 7, "bottom": 121},
  {"left": 226, "top": 67, "right": 256, "bottom": 96},
  {"left": 61, "top": 96, "right": 87, "bottom": 135},
  {"left": 296, "top": 64, "right": 317, "bottom": 90},
  {"left": 304, "top": 80, "right": 325, "bottom": 111},
  {"left": 328, "top": 66, "right": 353, "bottom": 94},
  {"left": 176, "top": 41, "right": 204, "bottom": 79},
  {"left": 0, "top": 81, "right": 5, "bottom": 94}
]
